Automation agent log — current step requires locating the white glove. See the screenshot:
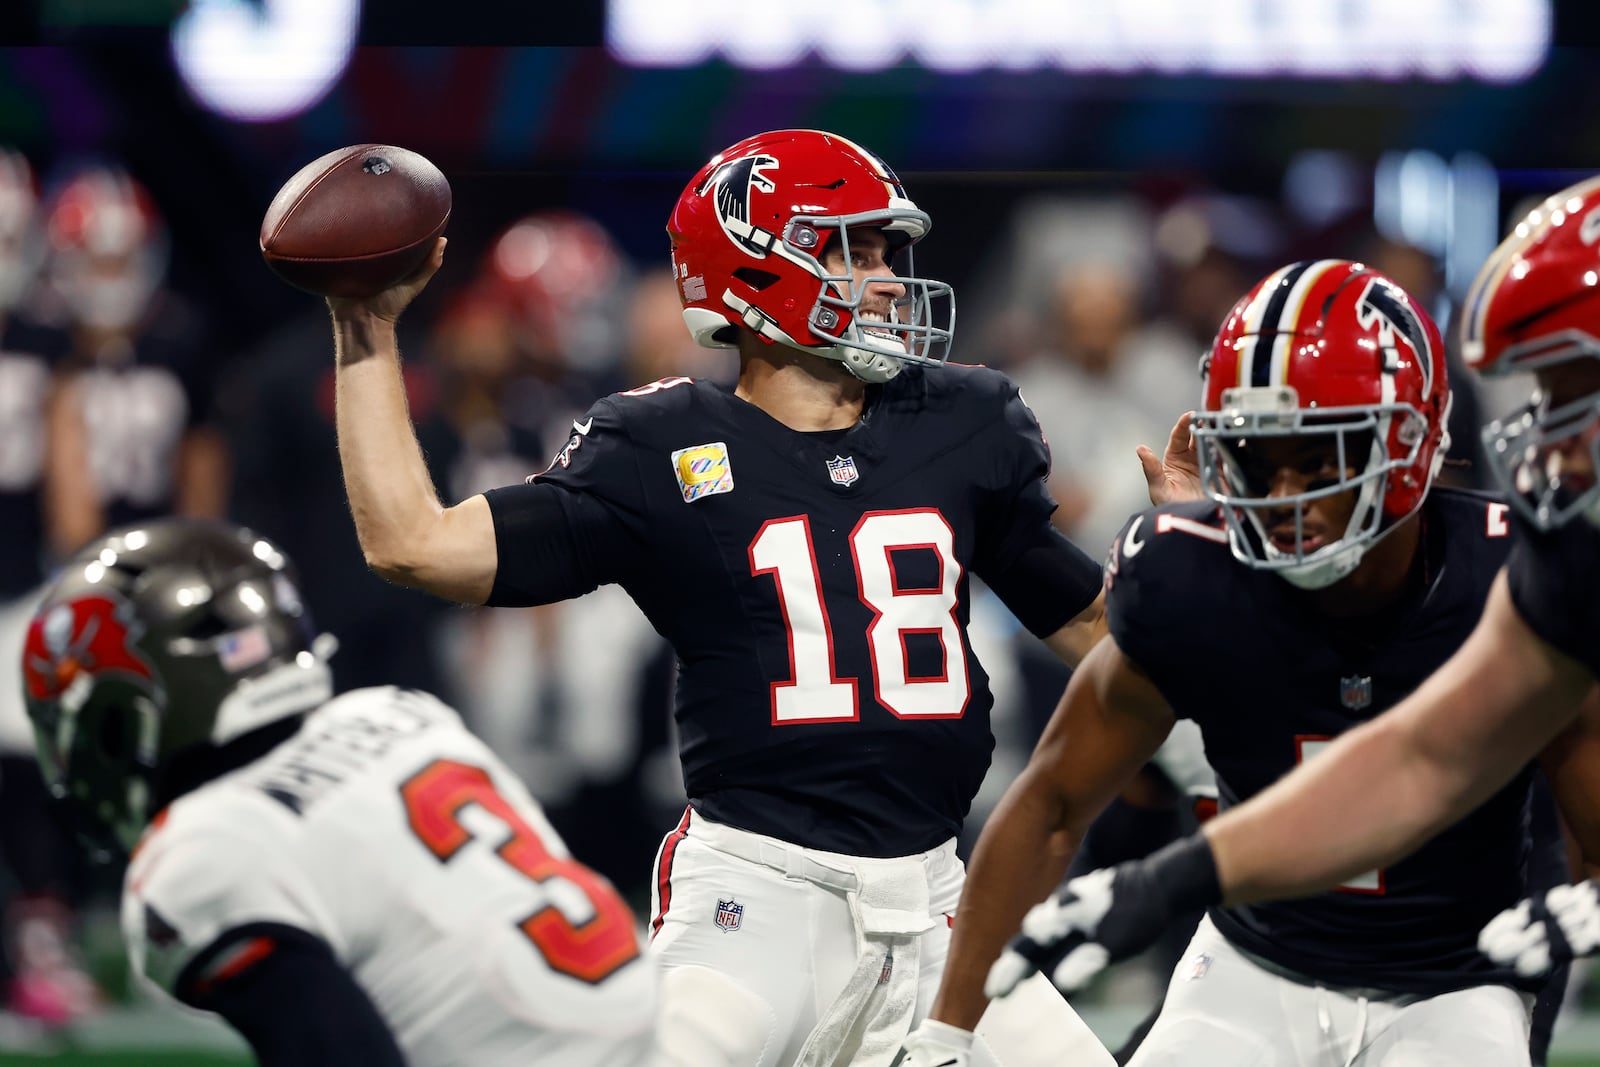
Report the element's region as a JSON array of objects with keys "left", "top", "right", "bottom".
[
  {"left": 1480, "top": 880, "right": 1600, "bottom": 978},
  {"left": 892, "top": 1019, "right": 975, "bottom": 1067}
]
